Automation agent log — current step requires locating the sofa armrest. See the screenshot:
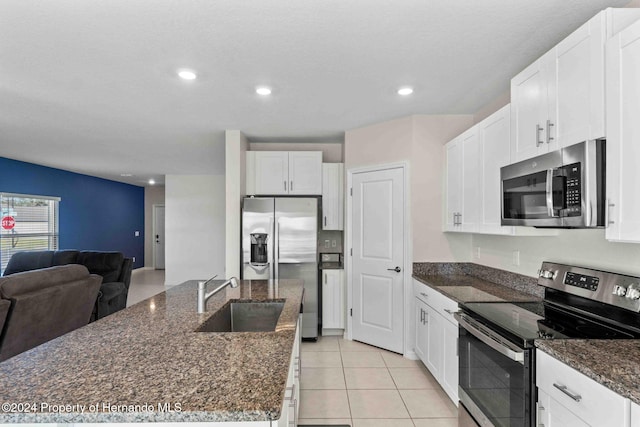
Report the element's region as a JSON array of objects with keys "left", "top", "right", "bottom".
[{"left": 98, "top": 282, "right": 126, "bottom": 302}]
